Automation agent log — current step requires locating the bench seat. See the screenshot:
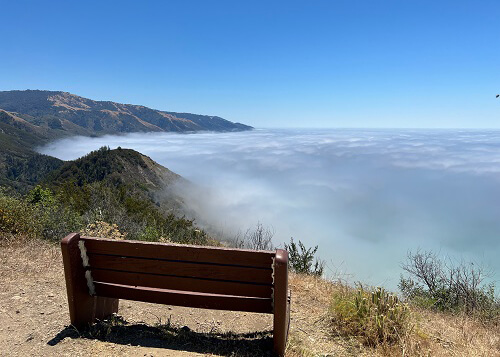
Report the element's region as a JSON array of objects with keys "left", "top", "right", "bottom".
[{"left": 61, "top": 233, "right": 290, "bottom": 356}]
